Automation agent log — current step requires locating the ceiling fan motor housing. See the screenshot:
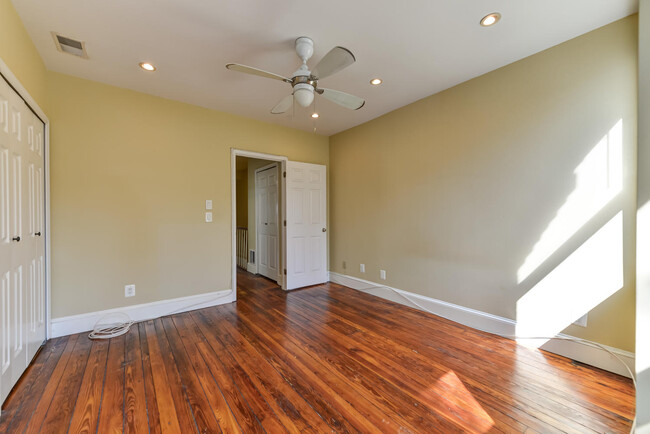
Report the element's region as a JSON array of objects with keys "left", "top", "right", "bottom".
[{"left": 295, "top": 37, "right": 314, "bottom": 62}]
